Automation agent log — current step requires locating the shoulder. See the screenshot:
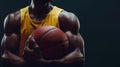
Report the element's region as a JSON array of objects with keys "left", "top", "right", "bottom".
[
  {"left": 59, "top": 10, "right": 80, "bottom": 34},
  {"left": 4, "top": 11, "right": 21, "bottom": 36},
  {"left": 5, "top": 11, "right": 21, "bottom": 23}
]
